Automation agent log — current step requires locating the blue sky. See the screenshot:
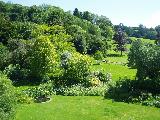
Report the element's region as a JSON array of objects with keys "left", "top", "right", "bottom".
[{"left": 2, "top": 0, "right": 160, "bottom": 28}]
